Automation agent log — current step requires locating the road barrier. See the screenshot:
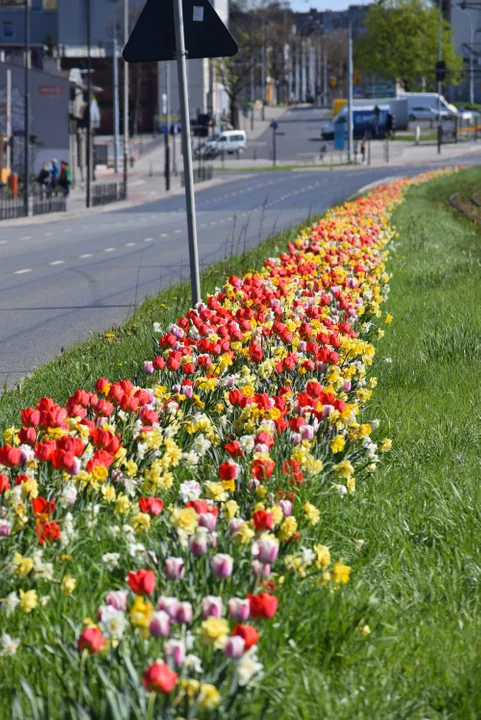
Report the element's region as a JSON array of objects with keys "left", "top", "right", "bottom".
[
  {"left": 181, "top": 165, "right": 213, "bottom": 187},
  {"left": 92, "top": 182, "right": 128, "bottom": 207}
]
